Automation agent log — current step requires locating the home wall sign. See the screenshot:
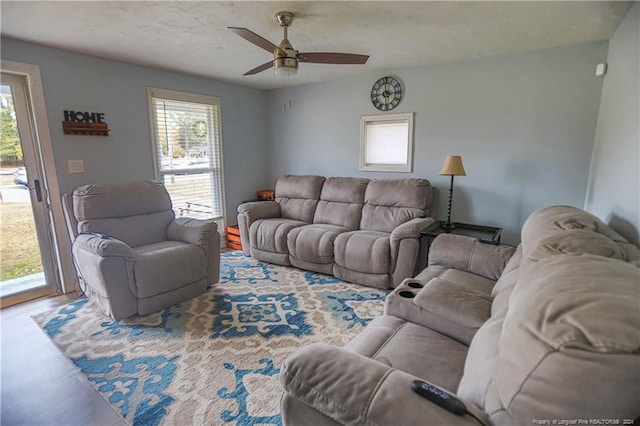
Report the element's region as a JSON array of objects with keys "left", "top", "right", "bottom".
[{"left": 62, "top": 110, "right": 110, "bottom": 136}]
